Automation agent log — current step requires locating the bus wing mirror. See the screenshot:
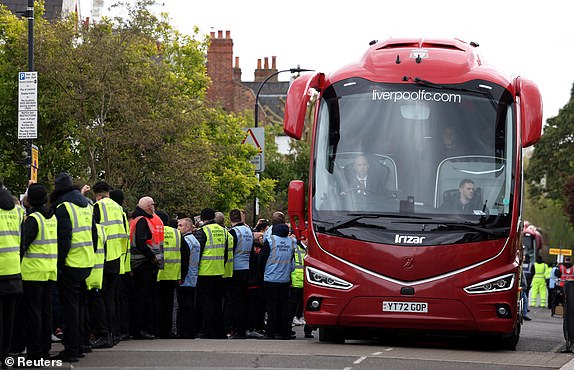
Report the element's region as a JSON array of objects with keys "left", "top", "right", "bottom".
[
  {"left": 288, "top": 180, "right": 307, "bottom": 240},
  {"left": 284, "top": 73, "right": 325, "bottom": 139},
  {"left": 514, "top": 77, "right": 542, "bottom": 148}
]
